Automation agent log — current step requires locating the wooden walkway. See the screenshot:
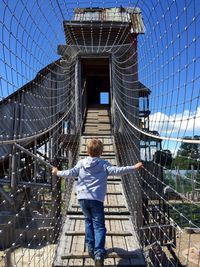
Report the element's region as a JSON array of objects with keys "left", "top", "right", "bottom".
[{"left": 53, "top": 108, "right": 146, "bottom": 267}]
